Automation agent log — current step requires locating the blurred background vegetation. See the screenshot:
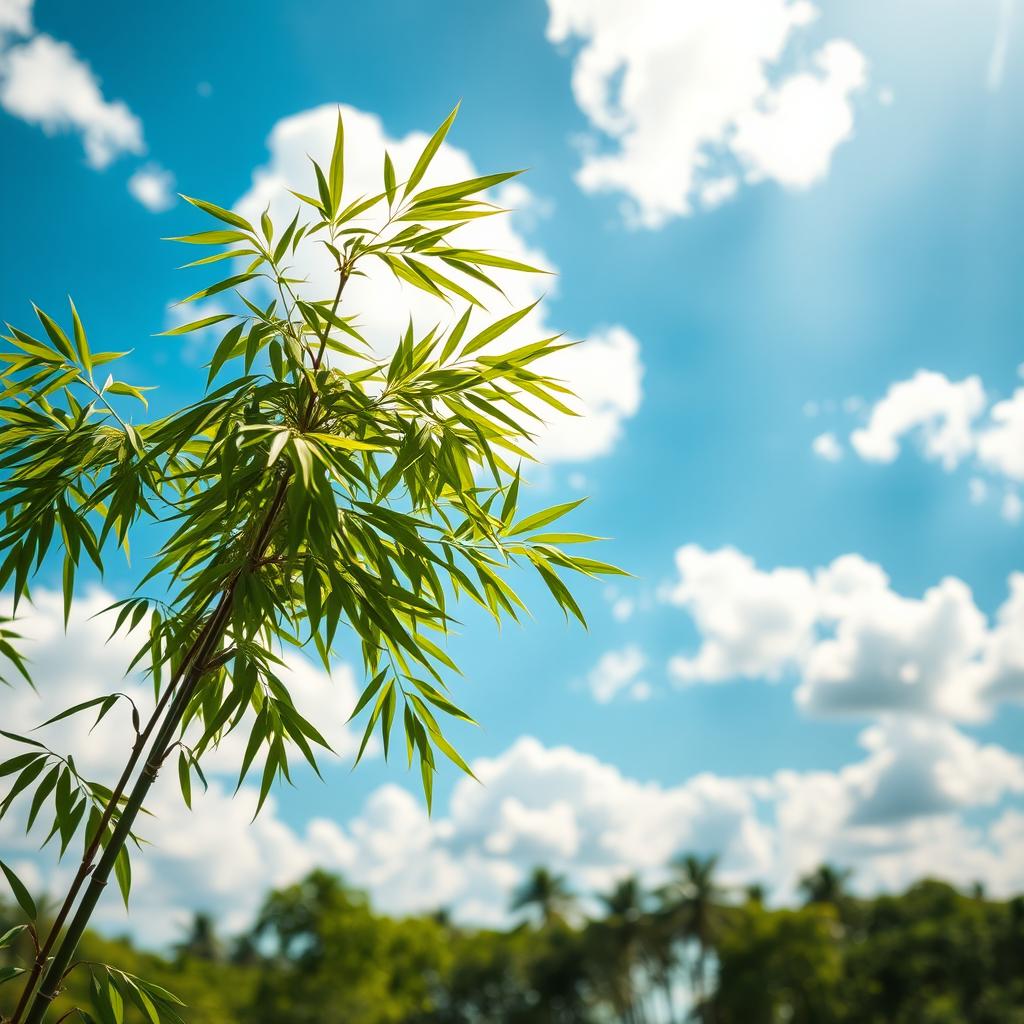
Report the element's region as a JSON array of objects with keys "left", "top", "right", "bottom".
[{"left": 4, "top": 858, "right": 1023, "bottom": 1023}]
